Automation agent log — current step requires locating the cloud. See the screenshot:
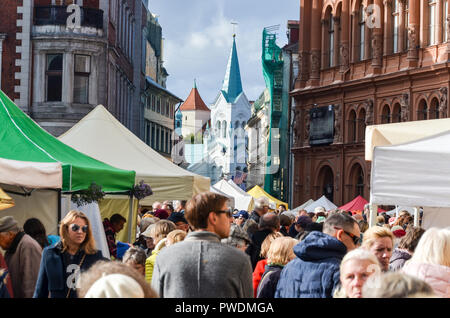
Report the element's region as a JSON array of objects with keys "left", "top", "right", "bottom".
[{"left": 150, "top": 0, "right": 299, "bottom": 105}]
